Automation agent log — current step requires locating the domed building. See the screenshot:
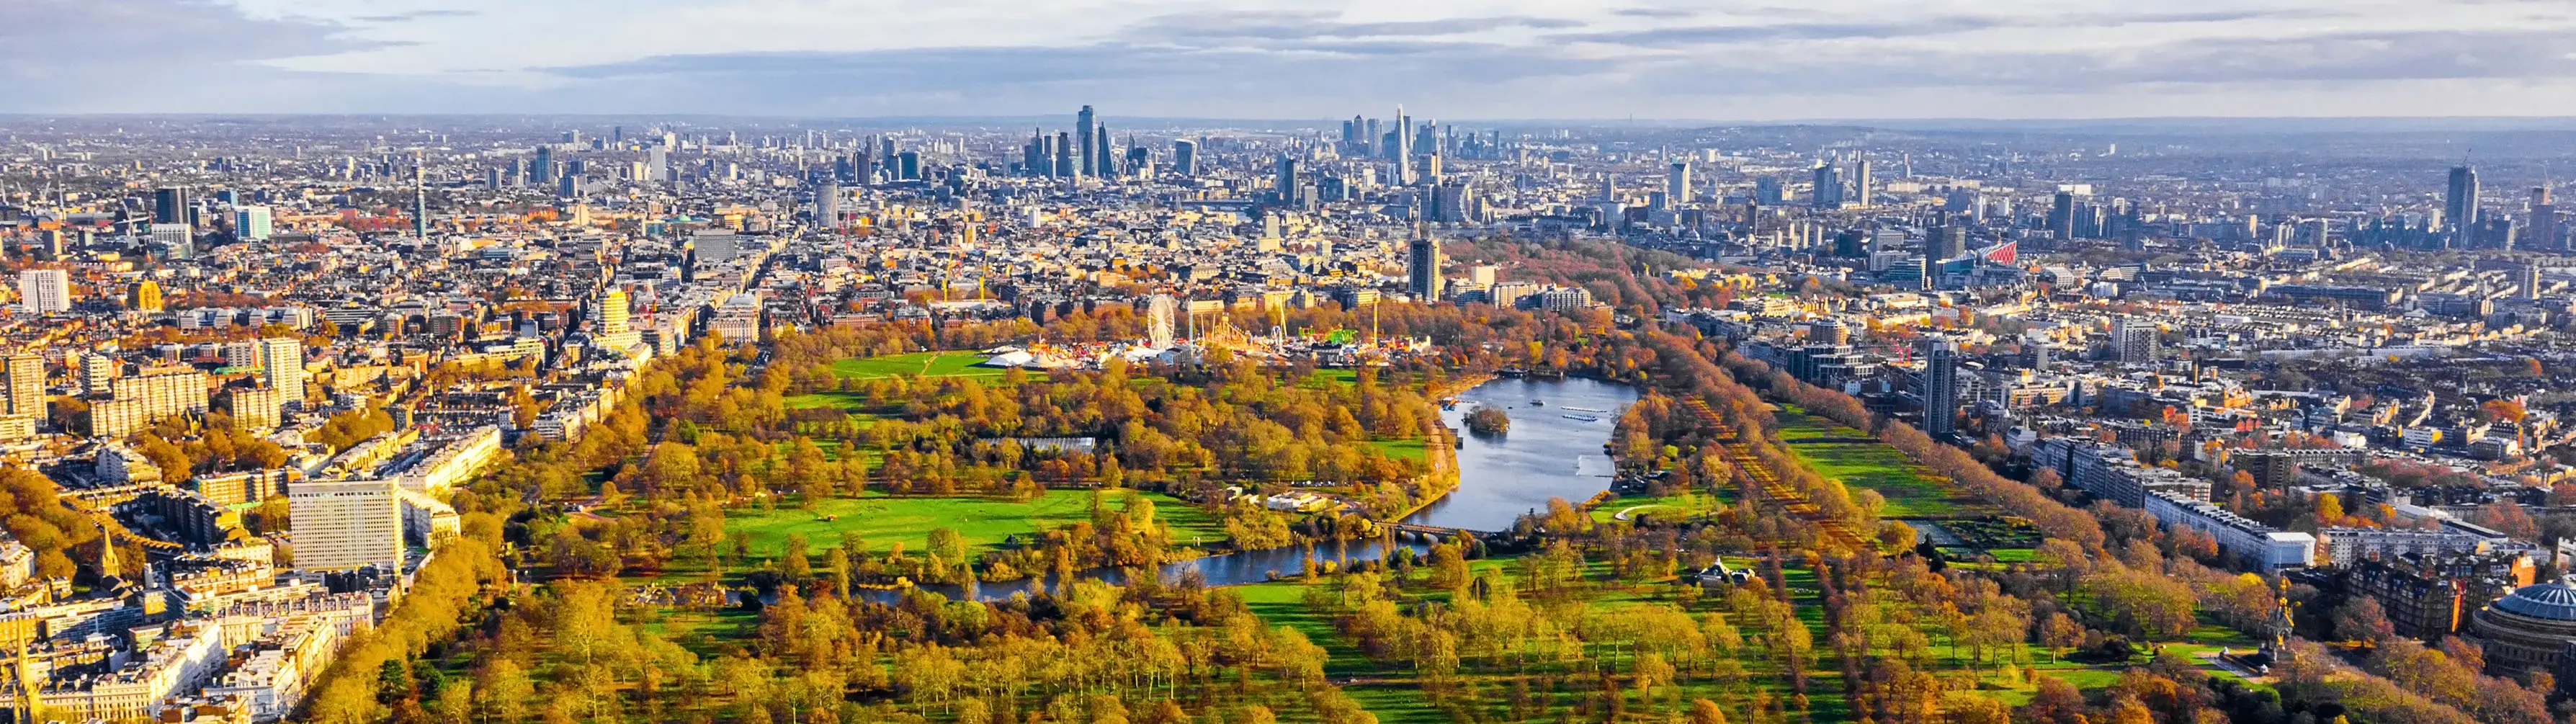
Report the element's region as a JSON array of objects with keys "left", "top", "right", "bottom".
[{"left": 2469, "top": 576, "right": 2576, "bottom": 683}]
